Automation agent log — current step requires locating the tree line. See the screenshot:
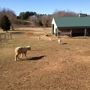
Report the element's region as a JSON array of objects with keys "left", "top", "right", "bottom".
[
  {"left": 0, "top": 7, "right": 89, "bottom": 30},
  {"left": 18, "top": 10, "right": 78, "bottom": 27}
]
